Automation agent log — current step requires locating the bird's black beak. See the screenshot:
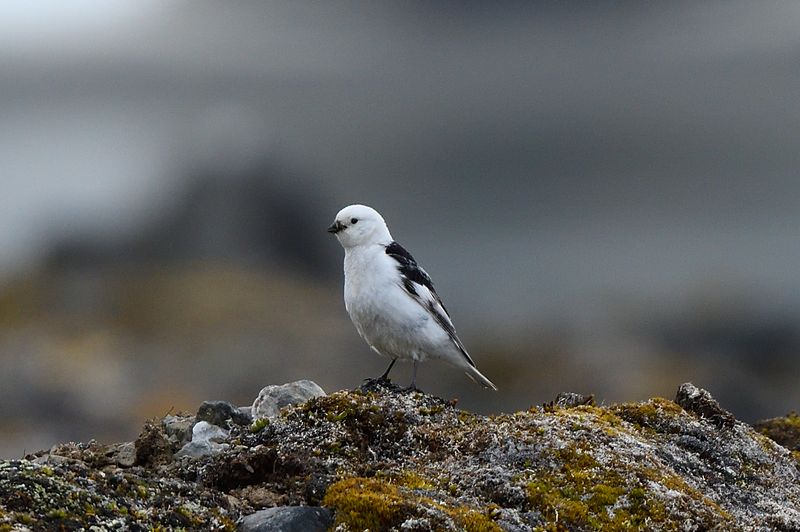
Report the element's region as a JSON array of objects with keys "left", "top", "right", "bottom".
[{"left": 327, "top": 220, "right": 345, "bottom": 234}]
